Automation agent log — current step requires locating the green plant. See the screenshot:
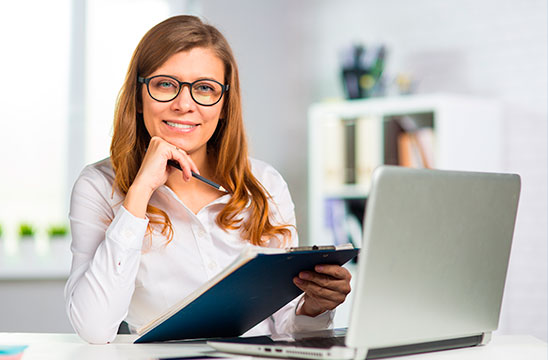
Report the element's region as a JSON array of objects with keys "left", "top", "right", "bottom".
[
  {"left": 18, "top": 223, "right": 36, "bottom": 237},
  {"left": 47, "top": 224, "right": 69, "bottom": 237},
  {"left": 0, "top": 223, "right": 3, "bottom": 237}
]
